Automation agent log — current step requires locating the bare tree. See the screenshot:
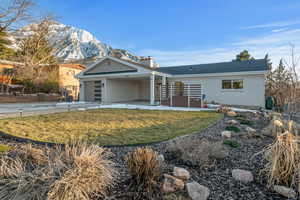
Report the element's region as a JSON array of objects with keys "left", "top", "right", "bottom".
[
  {"left": 0, "top": 0, "right": 34, "bottom": 31},
  {"left": 283, "top": 44, "right": 300, "bottom": 119}
]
